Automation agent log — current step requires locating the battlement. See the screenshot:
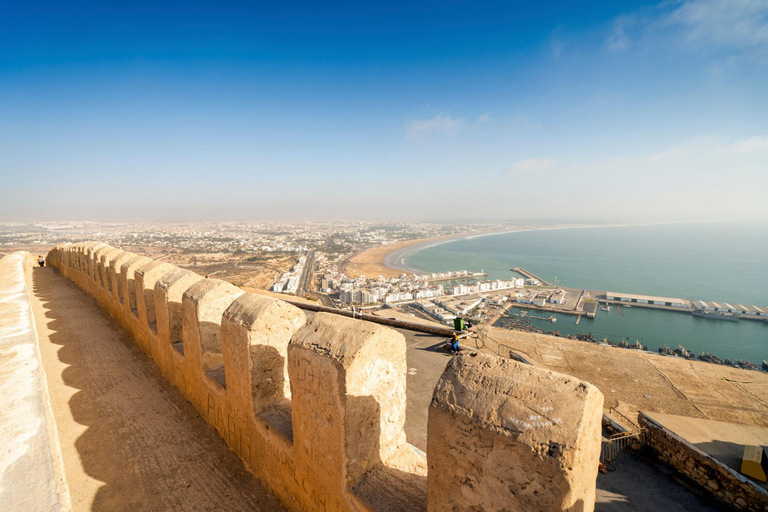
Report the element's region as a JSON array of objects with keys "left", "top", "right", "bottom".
[{"left": 46, "top": 242, "right": 604, "bottom": 511}]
